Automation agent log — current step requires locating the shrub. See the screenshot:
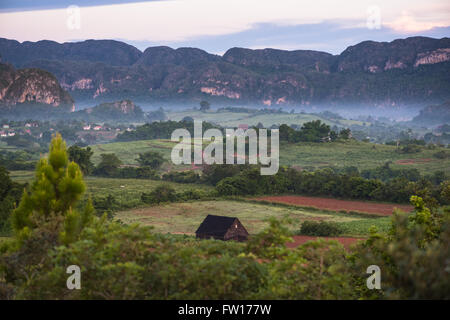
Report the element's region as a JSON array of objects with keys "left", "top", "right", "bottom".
[
  {"left": 135, "top": 151, "right": 165, "bottom": 169},
  {"left": 298, "top": 221, "right": 343, "bottom": 237},
  {"left": 116, "top": 166, "right": 160, "bottom": 179},
  {"left": 92, "top": 194, "right": 118, "bottom": 220},
  {"left": 433, "top": 150, "right": 449, "bottom": 159},
  {"left": 141, "top": 185, "right": 177, "bottom": 204},
  {"left": 162, "top": 170, "right": 200, "bottom": 183},
  {"left": 399, "top": 144, "right": 422, "bottom": 153},
  {"left": 177, "top": 189, "right": 205, "bottom": 201},
  {"left": 94, "top": 153, "right": 122, "bottom": 176},
  {"left": 350, "top": 196, "right": 450, "bottom": 299}
]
